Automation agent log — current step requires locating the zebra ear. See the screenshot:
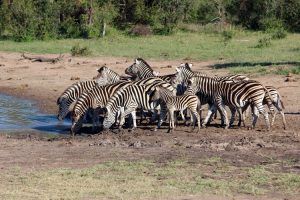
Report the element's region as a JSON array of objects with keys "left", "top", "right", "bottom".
[
  {"left": 175, "top": 67, "right": 180, "bottom": 72},
  {"left": 187, "top": 79, "right": 192, "bottom": 86},
  {"left": 135, "top": 58, "right": 141, "bottom": 64},
  {"left": 56, "top": 97, "right": 61, "bottom": 105},
  {"left": 188, "top": 63, "right": 193, "bottom": 68}
]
